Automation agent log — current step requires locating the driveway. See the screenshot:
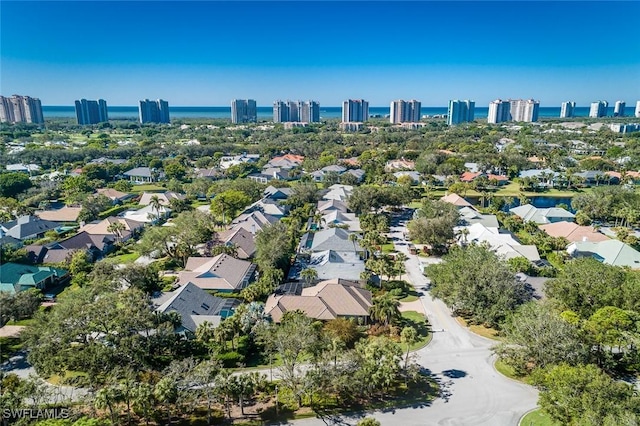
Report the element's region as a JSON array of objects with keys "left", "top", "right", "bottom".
[{"left": 291, "top": 209, "right": 538, "bottom": 425}]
